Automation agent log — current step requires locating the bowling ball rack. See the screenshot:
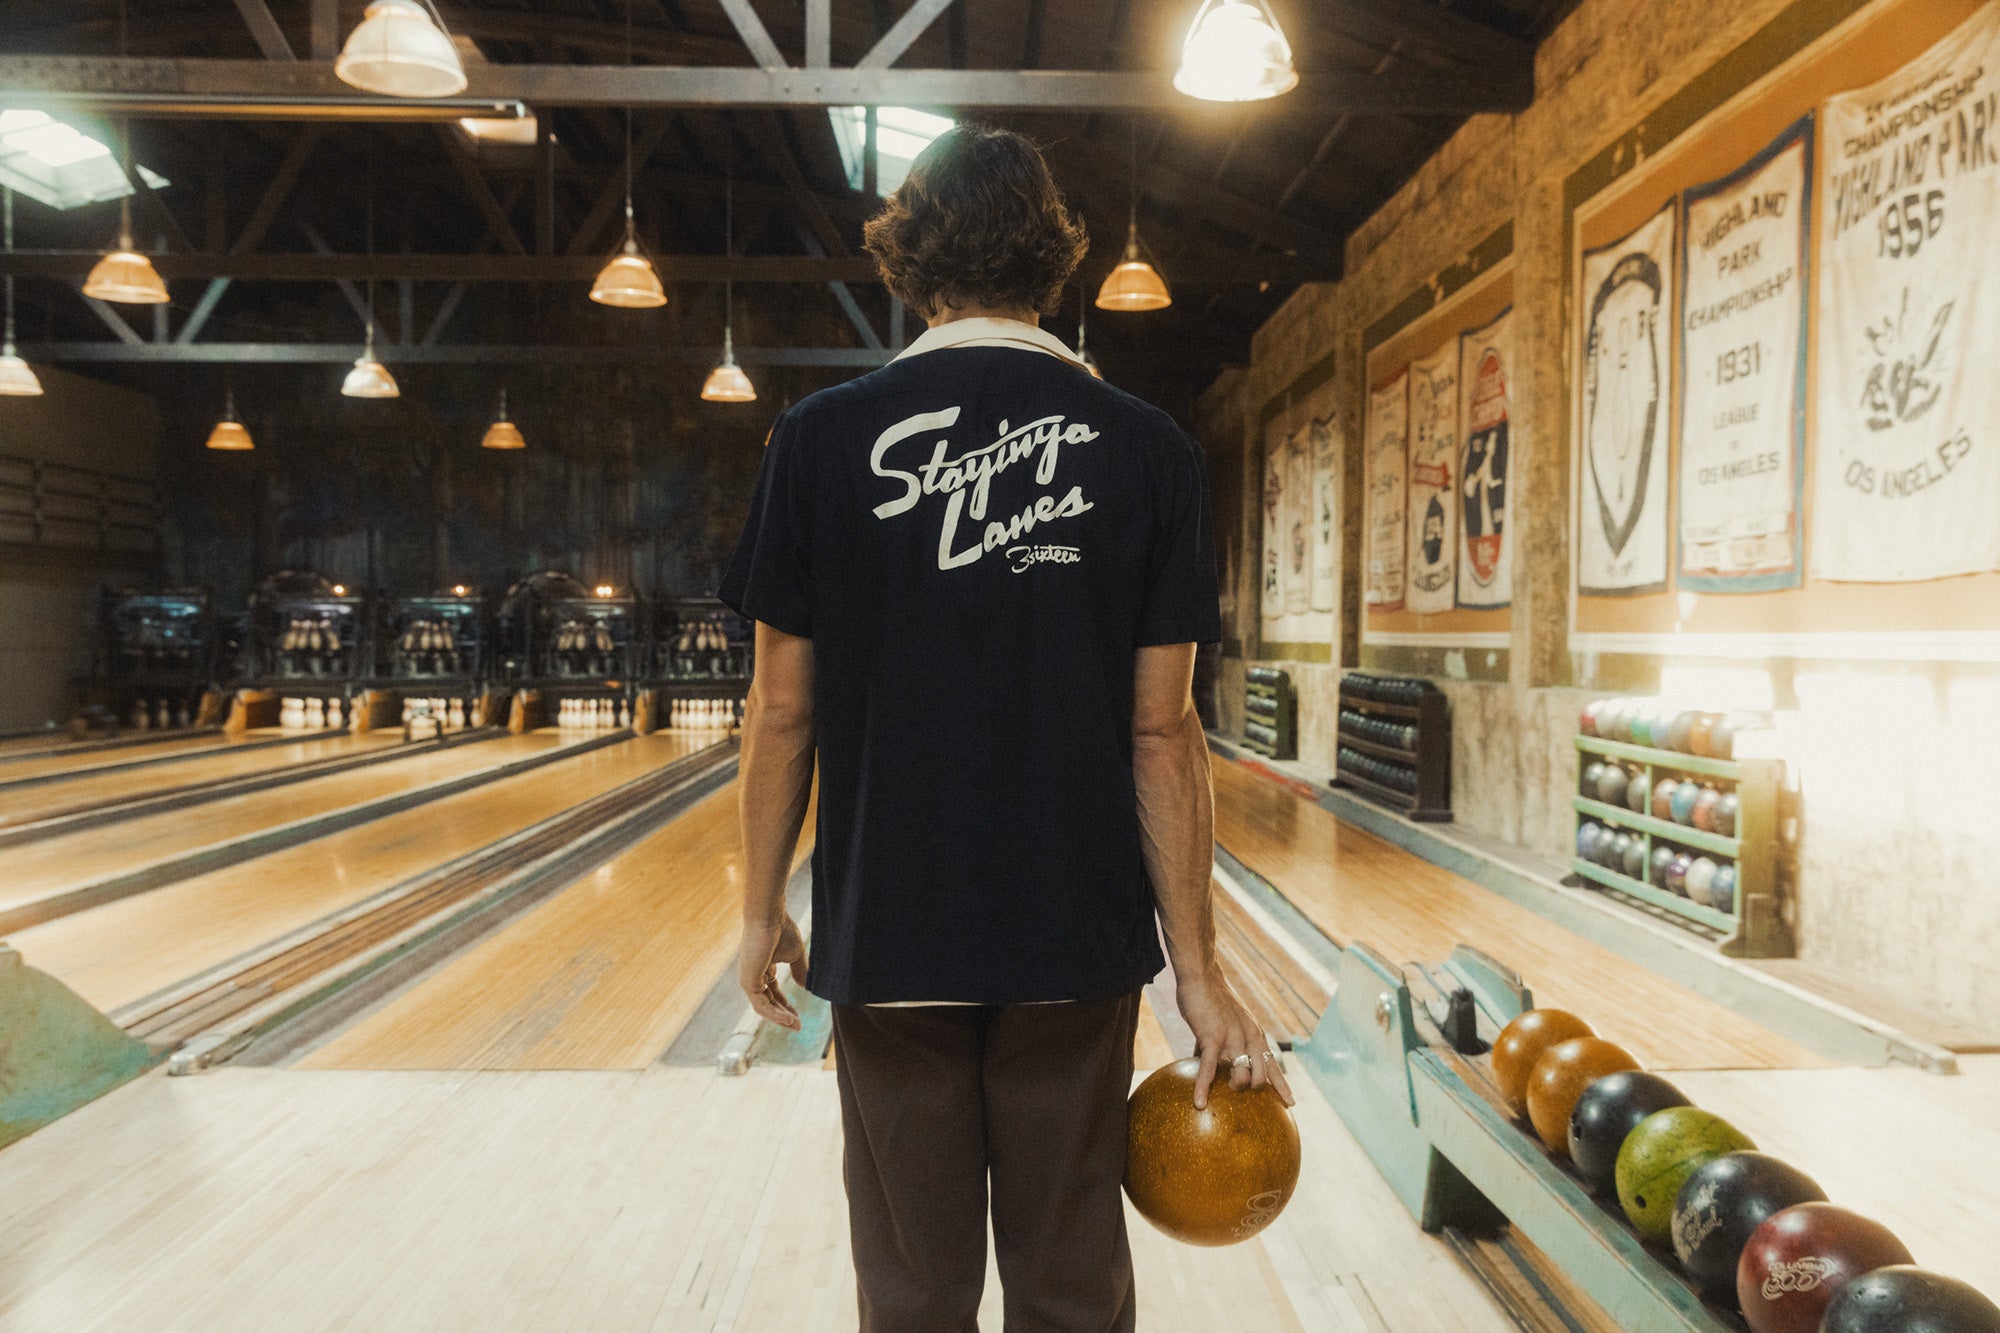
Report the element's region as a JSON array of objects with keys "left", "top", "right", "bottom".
[
  {"left": 1242, "top": 666, "right": 1297, "bottom": 761},
  {"left": 1331, "top": 673, "right": 1451, "bottom": 821},
  {"left": 1297, "top": 941, "right": 1746, "bottom": 1331}
]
